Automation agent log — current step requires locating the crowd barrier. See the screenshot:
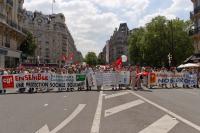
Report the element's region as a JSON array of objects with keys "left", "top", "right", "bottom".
[{"left": 148, "top": 72, "right": 198, "bottom": 88}]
